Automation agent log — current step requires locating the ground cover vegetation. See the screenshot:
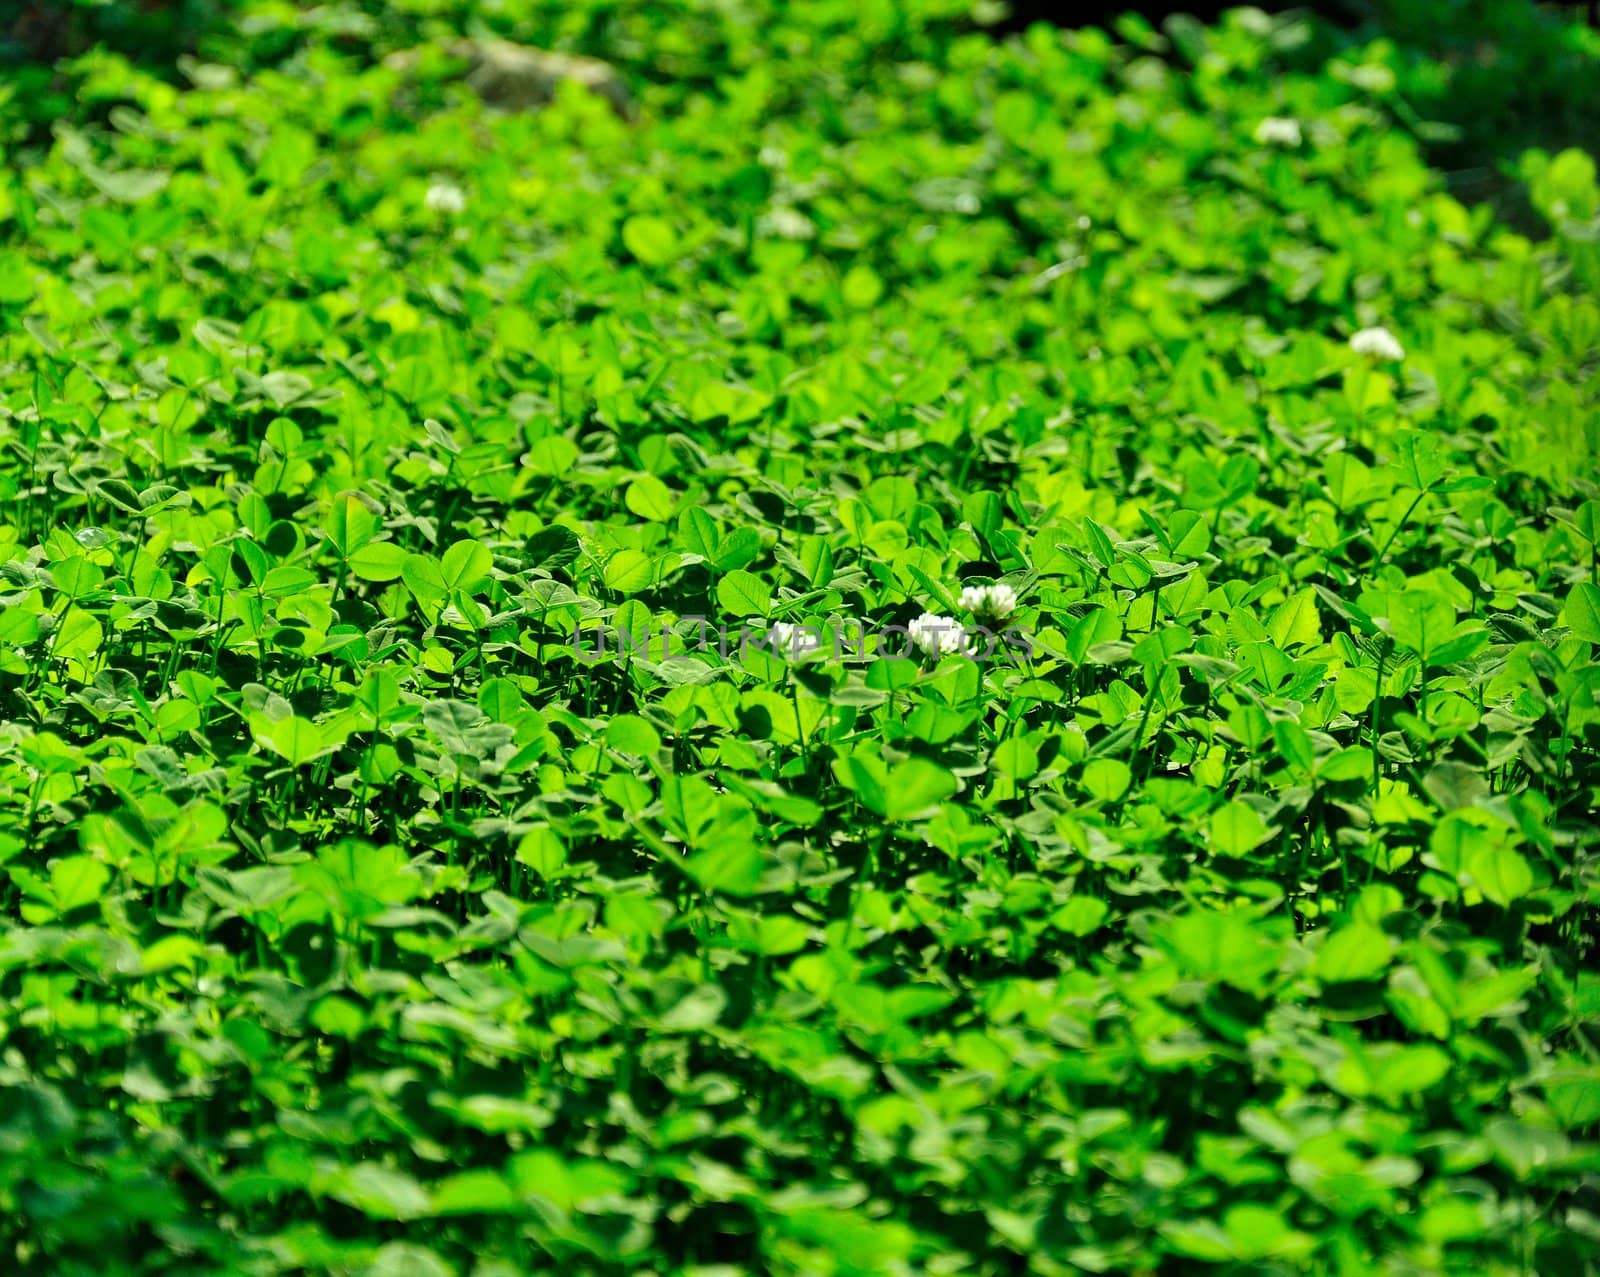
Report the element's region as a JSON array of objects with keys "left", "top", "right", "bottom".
[{"left": 1, "top": 1, "right": 1599, "bottom": 1273}]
